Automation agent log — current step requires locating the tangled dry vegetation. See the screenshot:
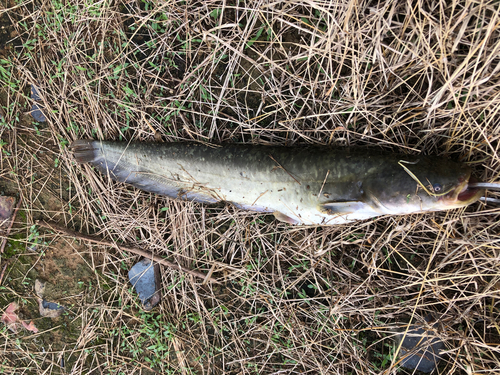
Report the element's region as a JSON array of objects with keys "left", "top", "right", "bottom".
[{"left": 0, "top": 0, "right": 499, "bottom": 374}]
